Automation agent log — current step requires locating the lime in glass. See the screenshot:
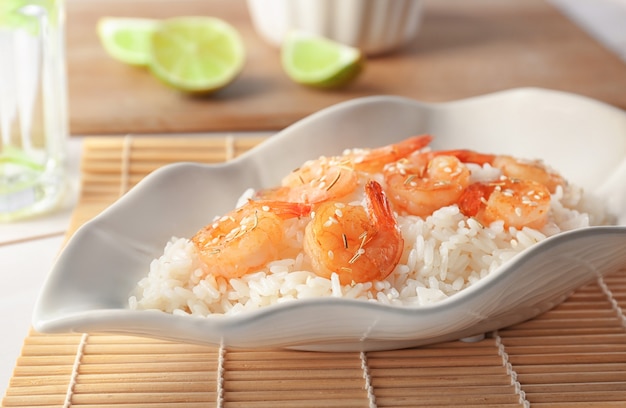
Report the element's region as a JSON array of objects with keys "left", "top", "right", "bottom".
[{"left": 0, "top": 0, "right": 68, "bottom": 221}]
